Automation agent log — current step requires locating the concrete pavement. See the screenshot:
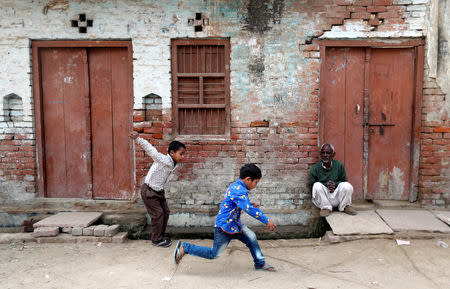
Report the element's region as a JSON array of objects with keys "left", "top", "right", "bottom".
[{"left": 1, "top": 237, "right": 449, "bottom": 289}]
